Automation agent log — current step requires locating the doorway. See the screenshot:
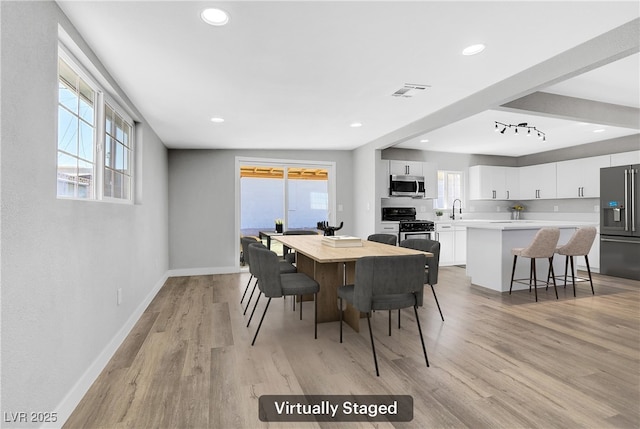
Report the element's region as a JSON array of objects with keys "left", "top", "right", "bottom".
[{"left": 236, "top": 157, "right": 336, "bottom": 265}]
